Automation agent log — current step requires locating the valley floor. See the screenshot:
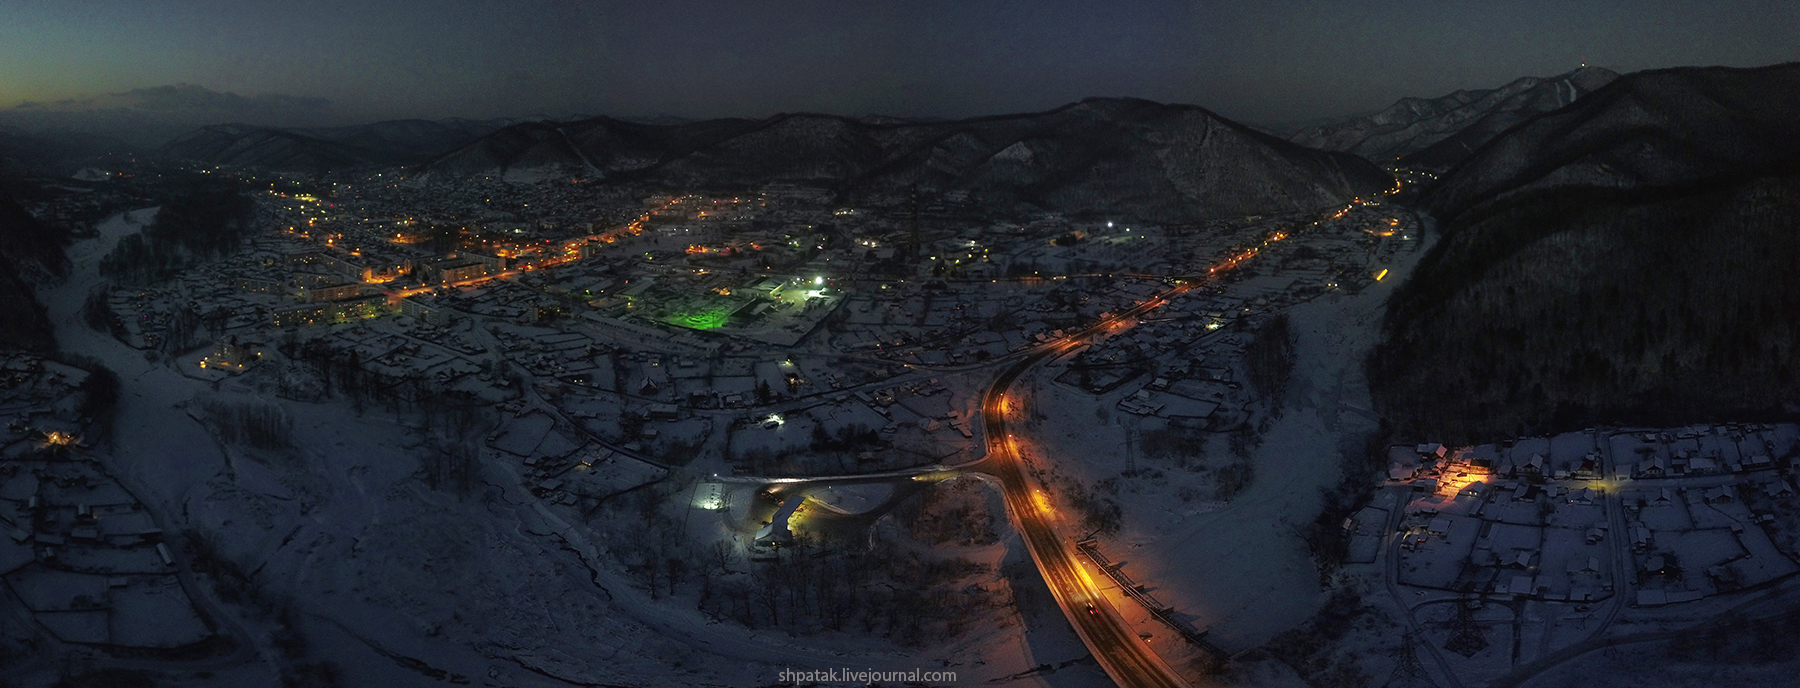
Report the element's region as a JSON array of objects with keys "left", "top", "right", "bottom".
[{"left": 21, "top": 208, "right": 1121, "bottom": 687}]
